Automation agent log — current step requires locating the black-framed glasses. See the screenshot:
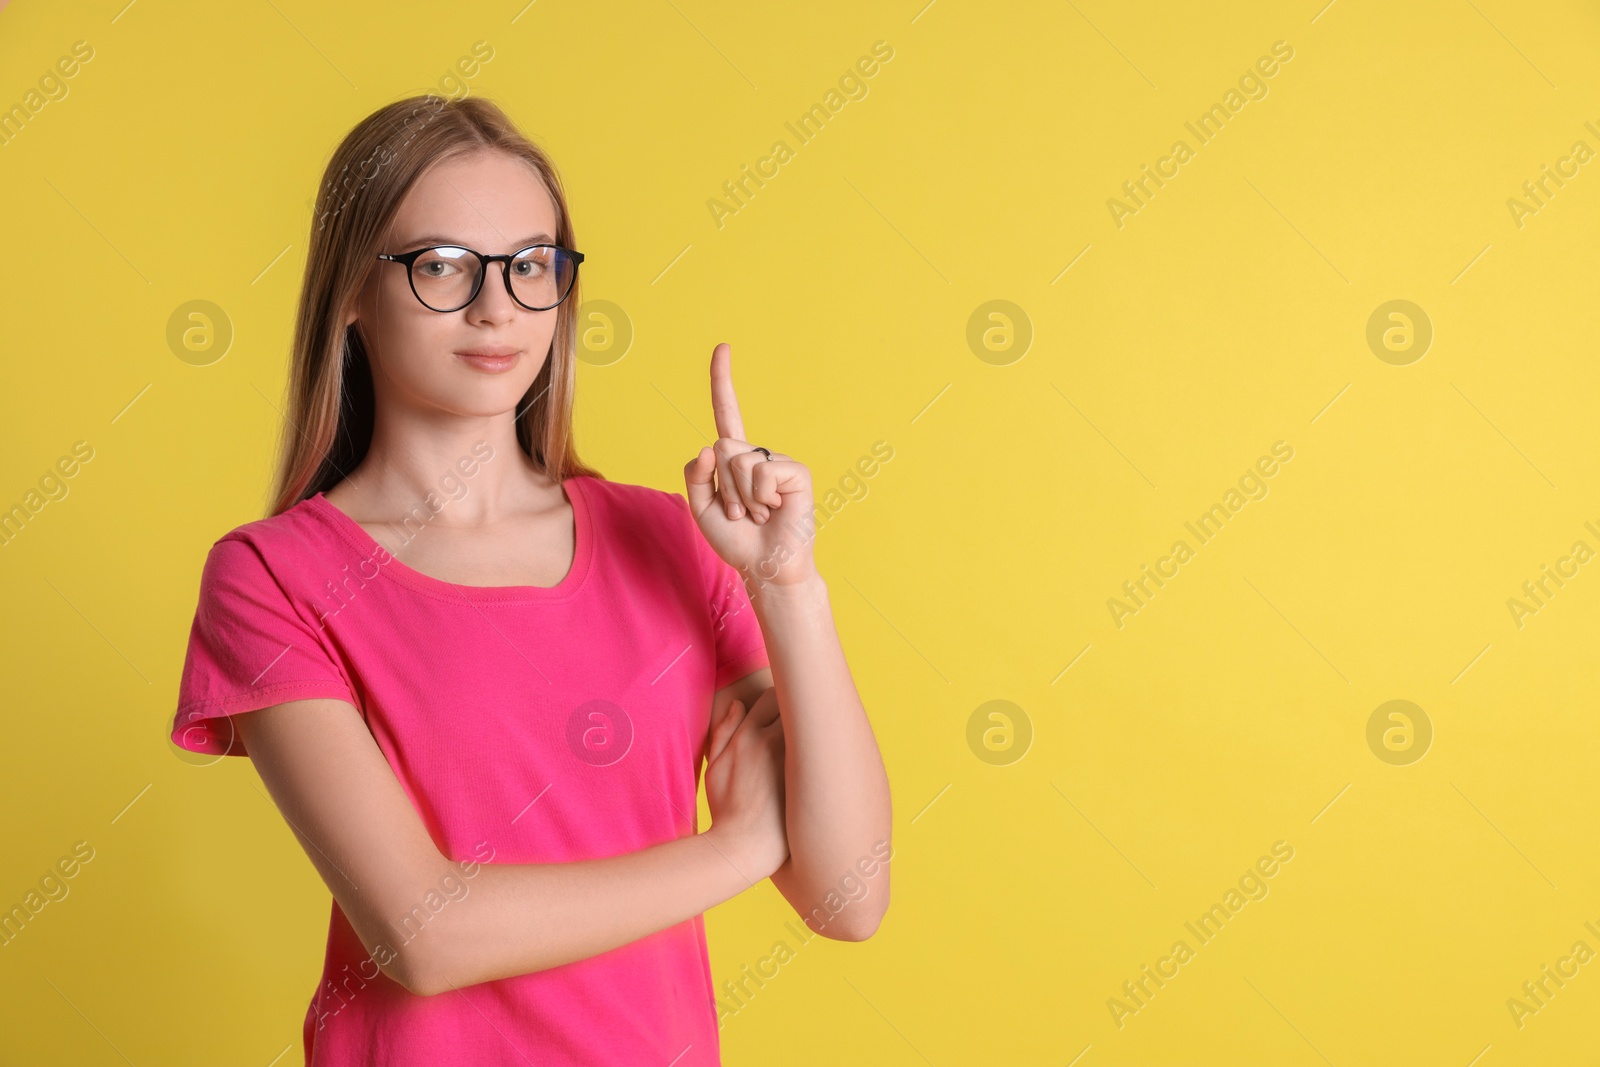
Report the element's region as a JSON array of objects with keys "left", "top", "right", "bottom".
[{"left": 376, "top": 243, "right": 585, "bottom": 313}]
